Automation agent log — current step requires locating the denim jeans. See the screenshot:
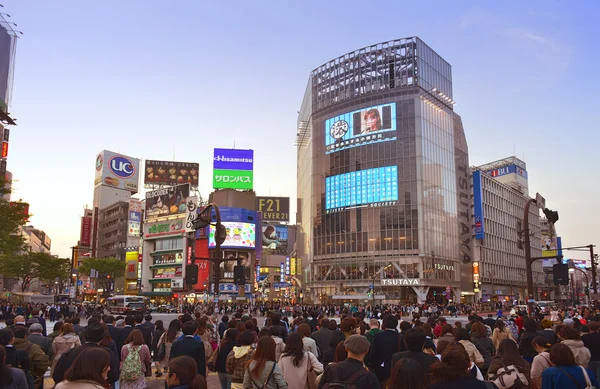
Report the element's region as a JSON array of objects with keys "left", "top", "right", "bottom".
[{"left": 218, "top": 372, "right": 232, "bottom": 389}]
